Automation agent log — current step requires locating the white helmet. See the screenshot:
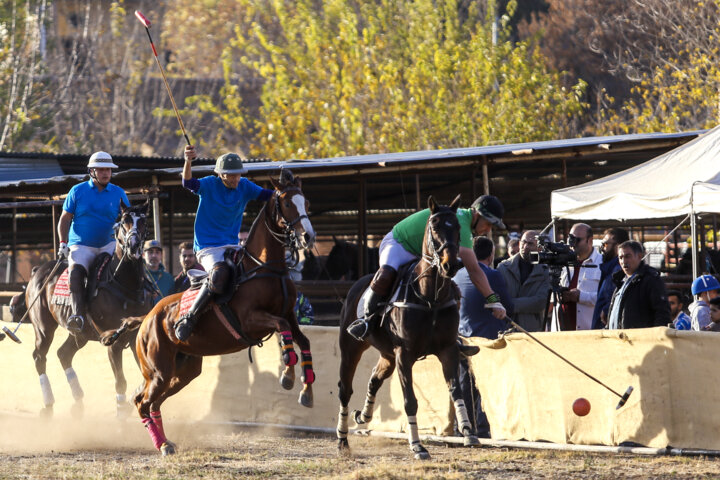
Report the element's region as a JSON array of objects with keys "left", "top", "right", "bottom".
[{"left": 87, "top": 151, "right": 118, "bottom": 169}]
